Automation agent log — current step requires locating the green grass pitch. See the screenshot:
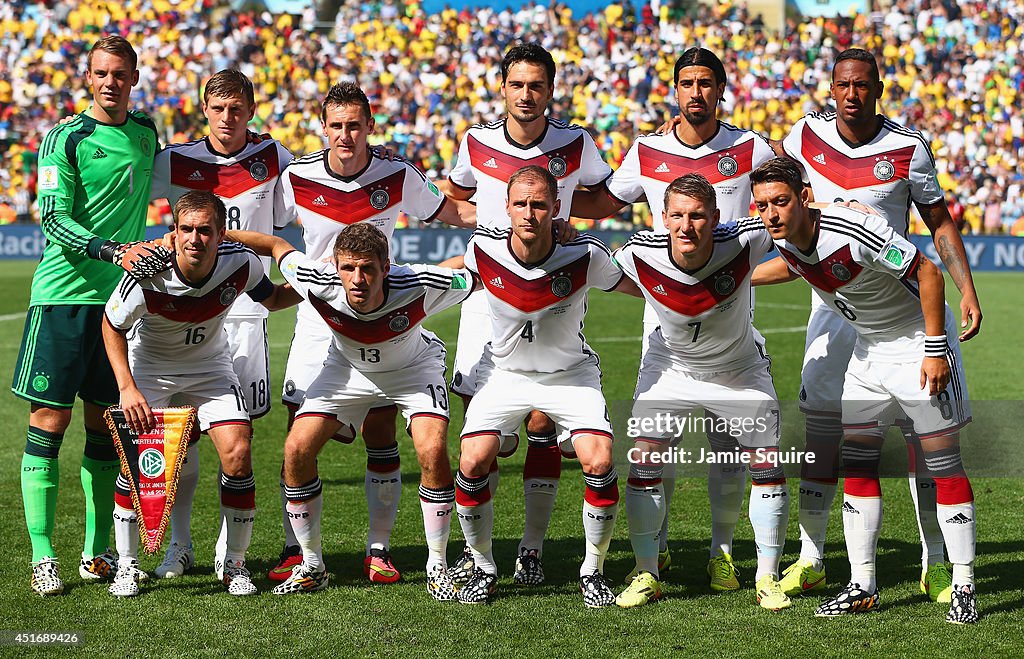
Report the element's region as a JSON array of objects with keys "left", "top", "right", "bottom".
[{"left": 0, "top": 259, "right": 1020, "bottom": 656}]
